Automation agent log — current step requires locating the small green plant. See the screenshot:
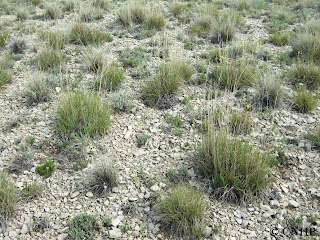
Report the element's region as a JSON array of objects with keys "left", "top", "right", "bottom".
[
  {"left": 120, "top": 47, "right": 149, "bottom": 68},
  {"left": 288, "top": 62, "right": 320, "bottom": 90},
  {"left": 0, "top": 33, "right": 10, "bottom": 47},
  {"left": 0, "top": 65, "right": 12, "bottom": 87},
  {"left": 308, "top": 127, "right": 320, "bottom": 148},
  {"left": 87, "top": 160, "right": 118, "bottom": 196},
  {"left": 36, "top": 47, "right": 65, "bottom": 71},
  {"left": 0, "top": 173, "right": 18, "bottom": 218},
  {"left": 108, "top": 90, "right": 133, "bottom": 112},
  {"left": 95, "top": 63, "right": 125, "bottom": 91},
  {"left": 57, "top": 91, "right": 112, "bottom": 137},
  {"left": 67, "top": 213, "right": 98, "bottom": 240},
  {"left": 73, "top": 160, "right": 89, "bottom": 171},
  {"left": 103, "top": 217, "right": 112, "bottom": 228},
  {"left": 197, "top": 128, "right": 273, "bottom": 201},
  {"left": 165, "top": 114, "right": 183, "bottom": 128},
  {"left": 70, "top": 22, "right": 113, "bottom": 45},
  {"left": 36, "top": 159, "right": 55, "bottom": 178},
  {"left": 294, "top": 86, "right": 318, "bottom": 113},
  {"left": 20, "top": 182, "right": 44, "bottom": 200},
  {"left": 25, "top": 136, "right": 36, "bottom": 145},
  {"left": 158, "top": 183, "right": 206, "bottom": 238},
  {"left": 166, "top": 166, "right": 189, "bottom": 183},
  {"left": 269, "top": 31, "right": 291, "bottom": 46},
  {"left": 137, "top": 134, "right": 151, "bottom": 147},
  {"left": 120, "top": 221, "right": 132, "bottom": 233}
]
